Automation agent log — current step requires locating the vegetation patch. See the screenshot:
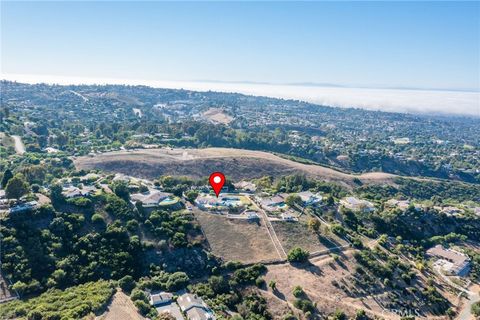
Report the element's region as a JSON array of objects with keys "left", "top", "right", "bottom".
[{"left": 0, "top": 280, "right": 115, "bottom": 320}]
